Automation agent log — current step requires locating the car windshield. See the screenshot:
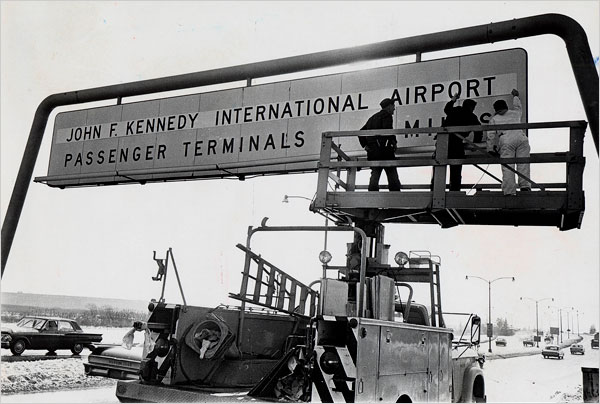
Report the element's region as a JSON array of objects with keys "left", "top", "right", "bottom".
[
  {"left": 546, "top": 346, "right": 558, "bottom": 350},
  {"left": 16, "top": 317, "right": 46, "bottom": 330}
]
